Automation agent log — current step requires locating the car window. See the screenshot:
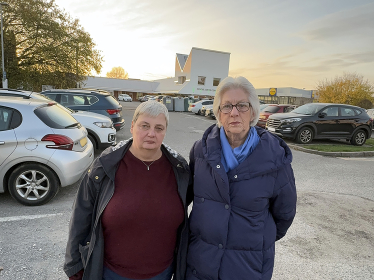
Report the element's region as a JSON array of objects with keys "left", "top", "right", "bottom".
[
  {"left": 354, "top": 109, "right": 362, "bottom": 116},
  {"left": 105, "top": 95, "right": 120, "bottom": 107},
  {"left": 202, "top": 101, "right": 213, "bottom": 105},
  {"left": 87, "top": 95, "right": 99, "bottom": 105},
  {"left": 284, "top": 106, "right": 294, "bottom": 113},
  {"left": 0, "top": 107, "right": 13, "bottom": 131},
  {"left": 34, "top": 104, "right": 79, "bottom": 129},
  {"left": 44, "top": 94, "right": 58, "bottom": 101},
  {"left": 263, "top": 106, "right": 279, "bottom": 113},
  {"left": 341, "top": 107, "right": 356, "bottom": 117},
  {"left": 73, "top": 95, "right": 86, "bottom": 105},
  {"left": 321, "top": 106, "right": 339, "bottom": 117}
]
